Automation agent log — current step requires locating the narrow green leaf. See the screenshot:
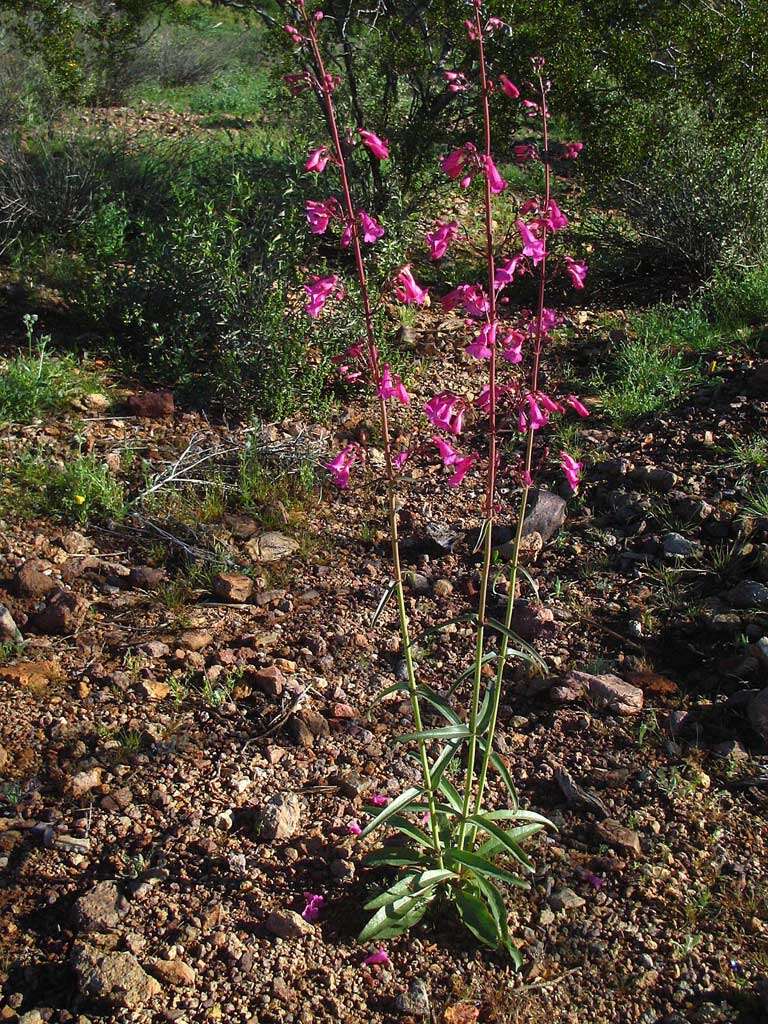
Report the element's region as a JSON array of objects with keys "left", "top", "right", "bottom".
[
  {"left": 387, "top": 815, "right": 433, "bottom": 849},
  {"left": 485, "top": 617, "right": 547, "bottom": 672},
  {"left": 477, "top": 742, "right": 518, "bottom": 809},
  {"left": 363, "top": 869, "right": 455, "bottom": 911},
  {"left": 359, "top": 892, "right": 427, "bottom": 942},
  {"left": 455, "top": 888, "right": 502, "bottom": 949},
  {"left": 436, "top": 776, "right": 463, "bottom": 812},
  {"left": 363, "top": 846, "right": 427, "bottom": 868},
  {"left": 474, "top": 875, "right": 511, "bottom": 944},
  {"left": 446, "top": 848, "right": 529, "bottom": 888},
  {"left": 361, "top": 786, "right": 422, "bottom": 839},
  {"left": 398, "top": 724, "right": 470, "bottom": 744},
  {"left": 430, "top": 739, "right": 462, "bottom": 788},
  {"left": 416, "top": 685, "right": 462, "bottom": 725},
  {"left": 465, "top": 815, "right": 536, "bottom": 872},
  {"left": 472, "top": 518, "right": 491, "bottom": 555},
  {"left": 364, "top": 872, "right": 419, "bottom": 910},
  {"left": 371, "top": 579, "right": 397, "bottom": 627},
  {"left": 368, "top": 899, "right": 429, "bottom": 940},
  {"left": 447, "top": 653, "right": 497, "bottom": 697},
  {"left": 481, "top": 809, "right": 555, "bottom": 828},
  {"left": 516, "top": 565, "right": 540, "bottom": 602}
]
